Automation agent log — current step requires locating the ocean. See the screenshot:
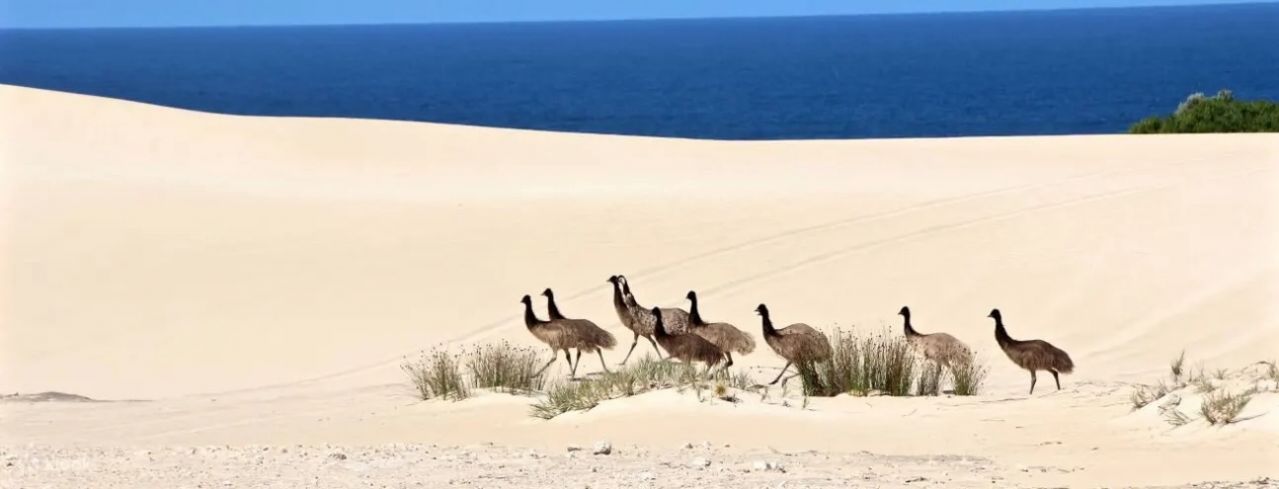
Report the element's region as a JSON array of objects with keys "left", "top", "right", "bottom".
[{"left": 1, "top": 3, "right": 1276, "bottom": 139}]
